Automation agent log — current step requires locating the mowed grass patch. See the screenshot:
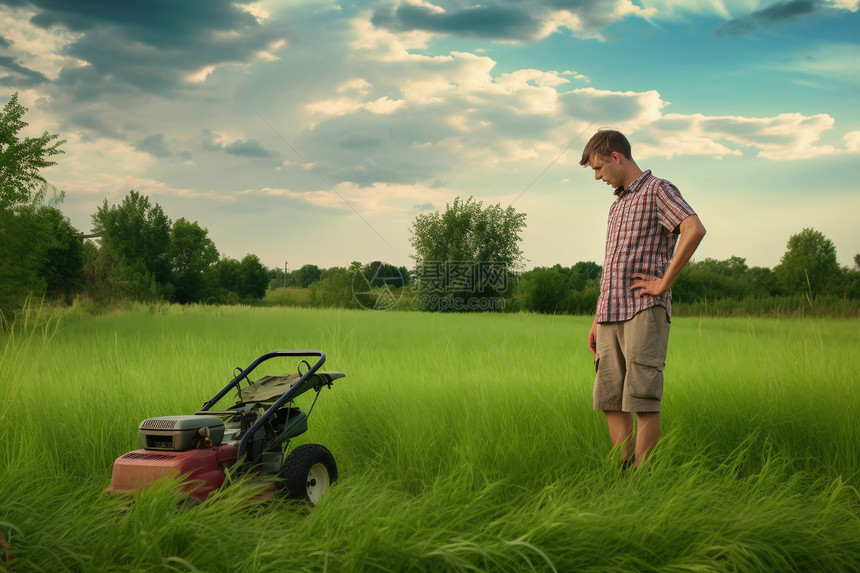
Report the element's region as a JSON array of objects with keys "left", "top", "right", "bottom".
[{"left": 1, "top": 306, "right": 858, "bottom": 572}]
